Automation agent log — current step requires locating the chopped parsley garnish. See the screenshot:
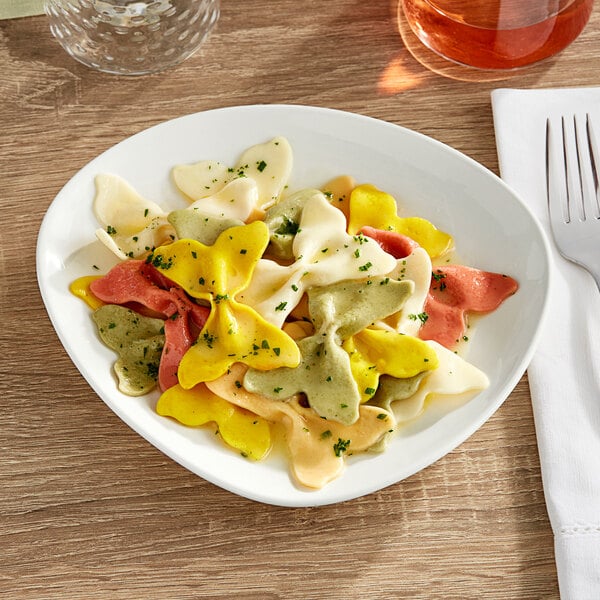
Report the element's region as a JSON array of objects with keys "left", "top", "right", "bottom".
[
  {"left": 275, "top": 216, "right": 299, "bottom": 236},
  {"left": 146, "top": 361, "right": 159, "bottom": 378},
  {"left": 432, "top": 270, "right": 447, "bottom": 290},
  {"left": 147, "top": 253, "right": 173, "bottom": 270},
  {"left": 333, "top": 438, "right": 351, "bottom": 457},
  {"left": 202, "top": 331, "right": 216, "bottom": 348},
  {"left": 408, "top": 312, "right": 429, "bottom": 324}
]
